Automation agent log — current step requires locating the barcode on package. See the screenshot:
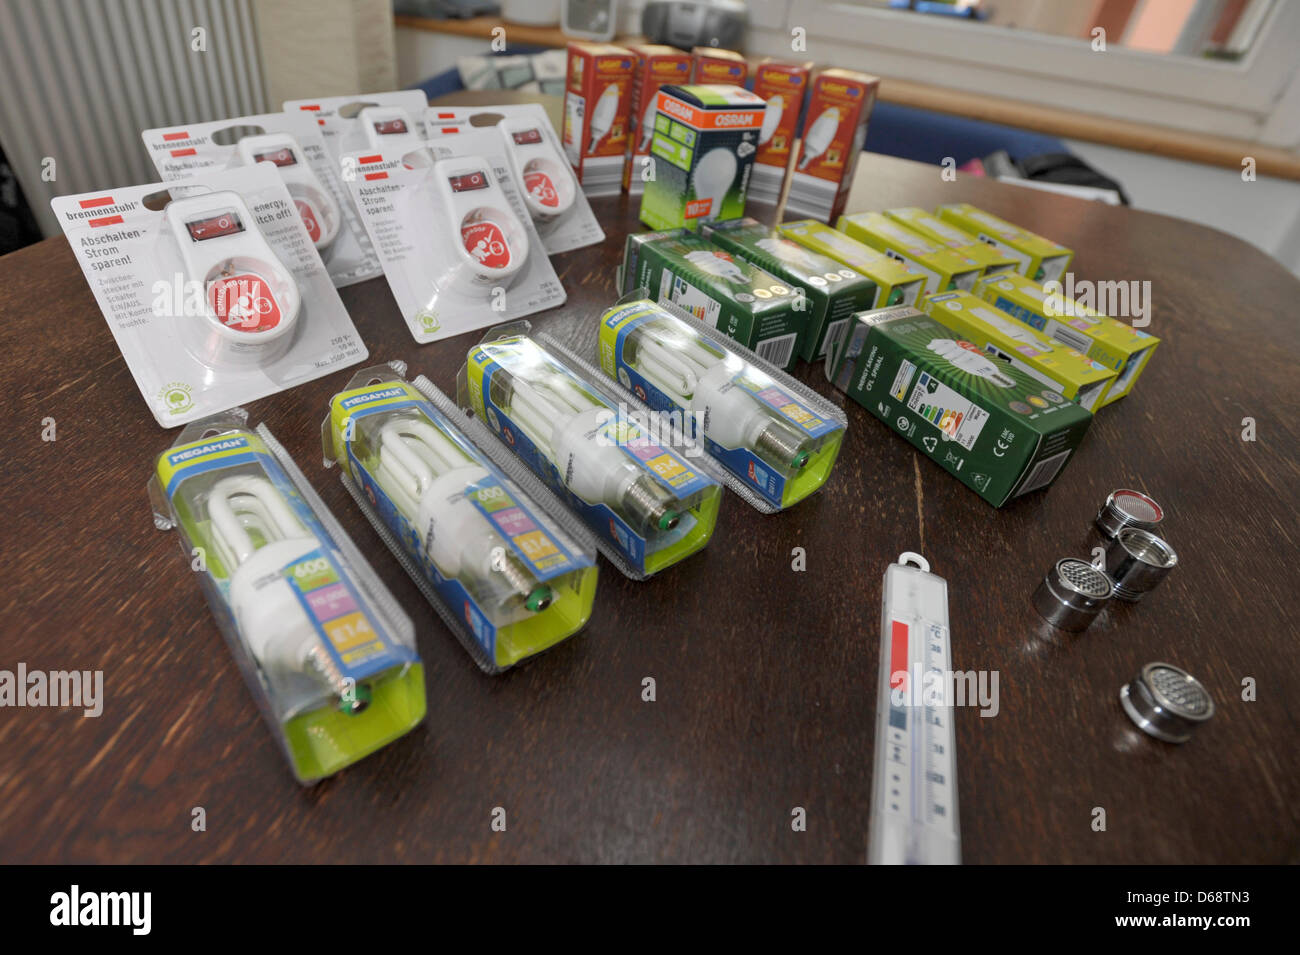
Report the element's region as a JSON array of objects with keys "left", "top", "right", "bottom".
[
  {"left": 1048, "top": 322, "right": 1093, "bottom": 354},
  {"left": 755, "top": 332, "right": 798, "bottom": 367},
  {"left": 1015, "top": 449, "right": 1071, "bottom": 496}
]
